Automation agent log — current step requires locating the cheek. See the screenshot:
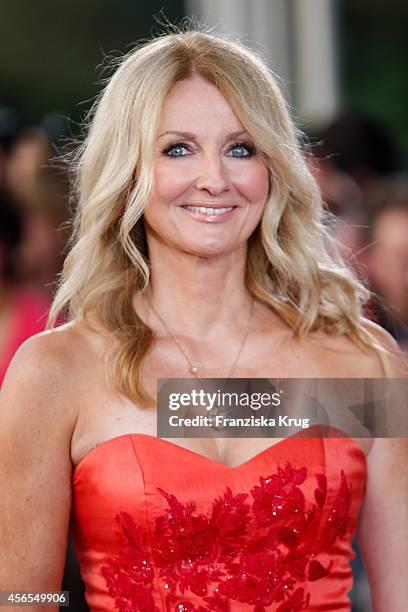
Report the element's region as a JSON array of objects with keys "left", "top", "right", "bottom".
[
  {"left": 153, "top": 163, "right": 191, "bottom": 203},
  {"left": 234, "top": 164, "right": 270, "bottom": 203}
]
